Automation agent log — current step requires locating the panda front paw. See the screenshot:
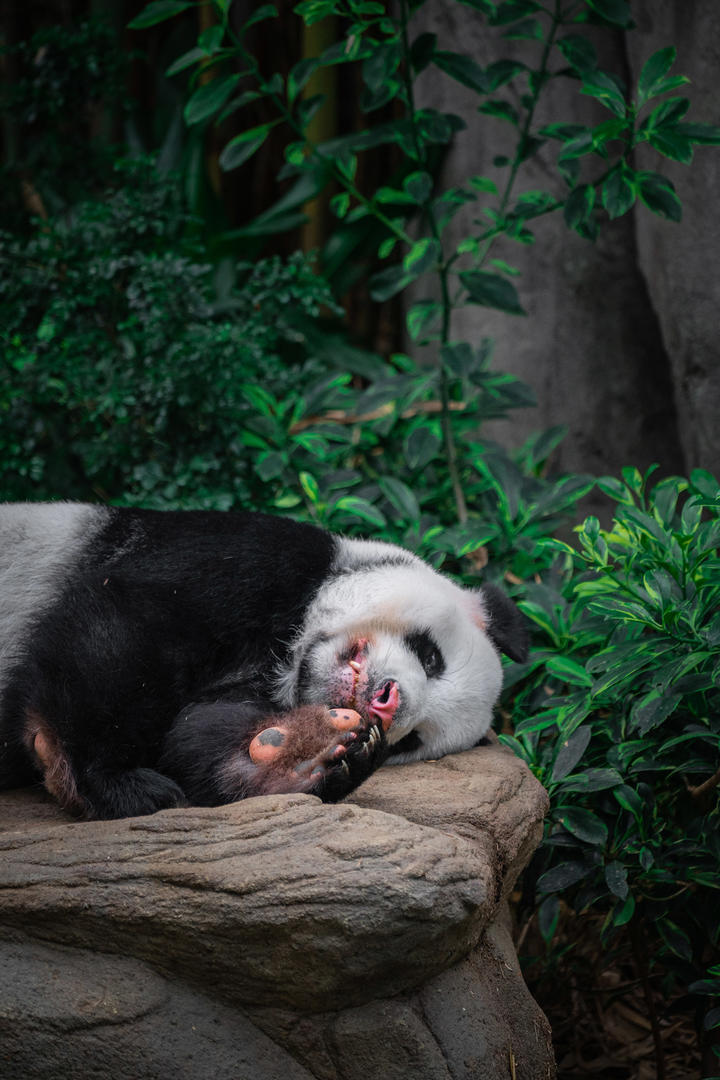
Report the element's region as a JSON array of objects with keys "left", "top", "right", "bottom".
[
  {"left": 232, "top": 705, "right": 390, "bottom": 802},
  {"left": 288, "top": 710, "right": 388, "bottom": 802}
]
